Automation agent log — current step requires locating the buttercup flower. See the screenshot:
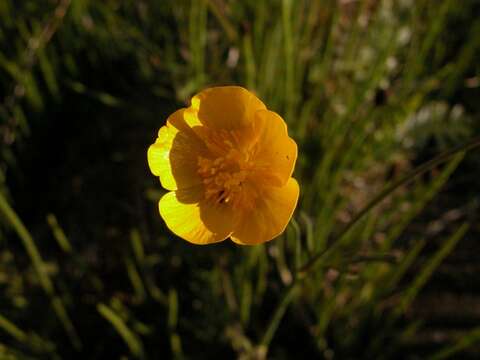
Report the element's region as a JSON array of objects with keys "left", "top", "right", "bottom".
[{"left": 147, "top": 86, "right": 299, "bottom": 245}]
